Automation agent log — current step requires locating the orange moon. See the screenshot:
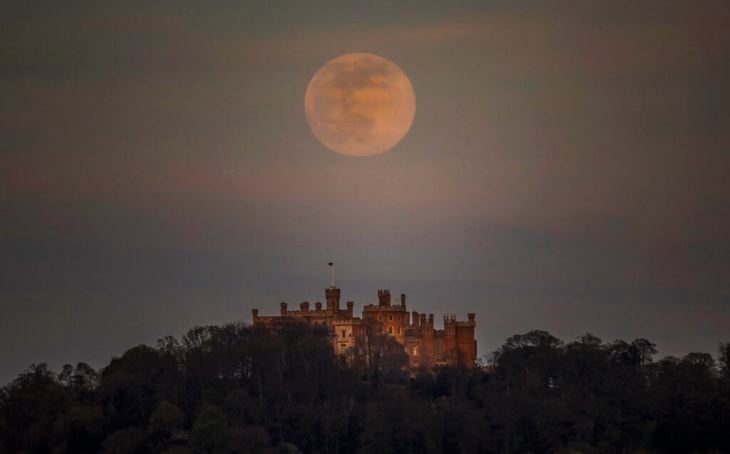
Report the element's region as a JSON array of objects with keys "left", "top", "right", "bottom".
[{"left": 304, "top": 53, "right": 416, "bottom": 157}]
